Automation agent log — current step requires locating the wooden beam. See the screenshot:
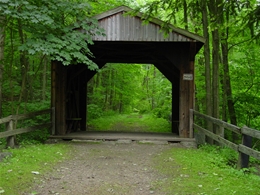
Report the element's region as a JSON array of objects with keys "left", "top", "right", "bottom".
[
  {"left": 194, "top": 123, "right": 239, "bottom": 151},
  {"left": 193, "top": 110, "right": 241, "bottom": 134},
  {"left": 241, "top": 126, "right": 260, "bottom": 139},
  {"left": 86, "top": 62, "right": 106, "bottom": 82},
  {"left": 154, "top": 62, "right": 179, "bottom": 81},
  {"left": 53, "top": 62, "right": 67, "bottom": 135},
  {"left": 12, "top": 109, "right": 51, "bottom": 121},
  {"left": 0, "top": 123, "right": 52, "bottom": 138},
  {"left": 238, "top": 144, "right": 260, "bottom": 161},
  {"left": 179, "top": 60, "right": 193, "bottom": 136},
  {"left": 51, "top": 61, "right": 56, "bottom": 134},
  {"left": 79, "top": 65, "right": 87, "bottom": 131},
  {"left": 51, "top": 107, "right": 55, "bottom": 135},
  {"left": 5, "top": 120, "right": 15, "bottom": 148}
]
